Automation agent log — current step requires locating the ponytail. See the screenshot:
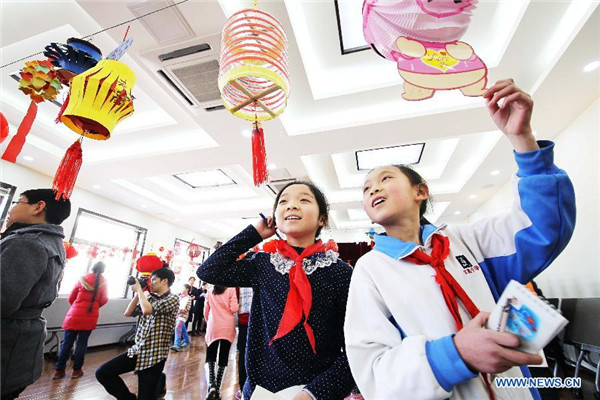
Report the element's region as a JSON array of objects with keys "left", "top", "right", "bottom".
[{"left": 88, "top": 262, "right": 106, "bottom": 313}]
